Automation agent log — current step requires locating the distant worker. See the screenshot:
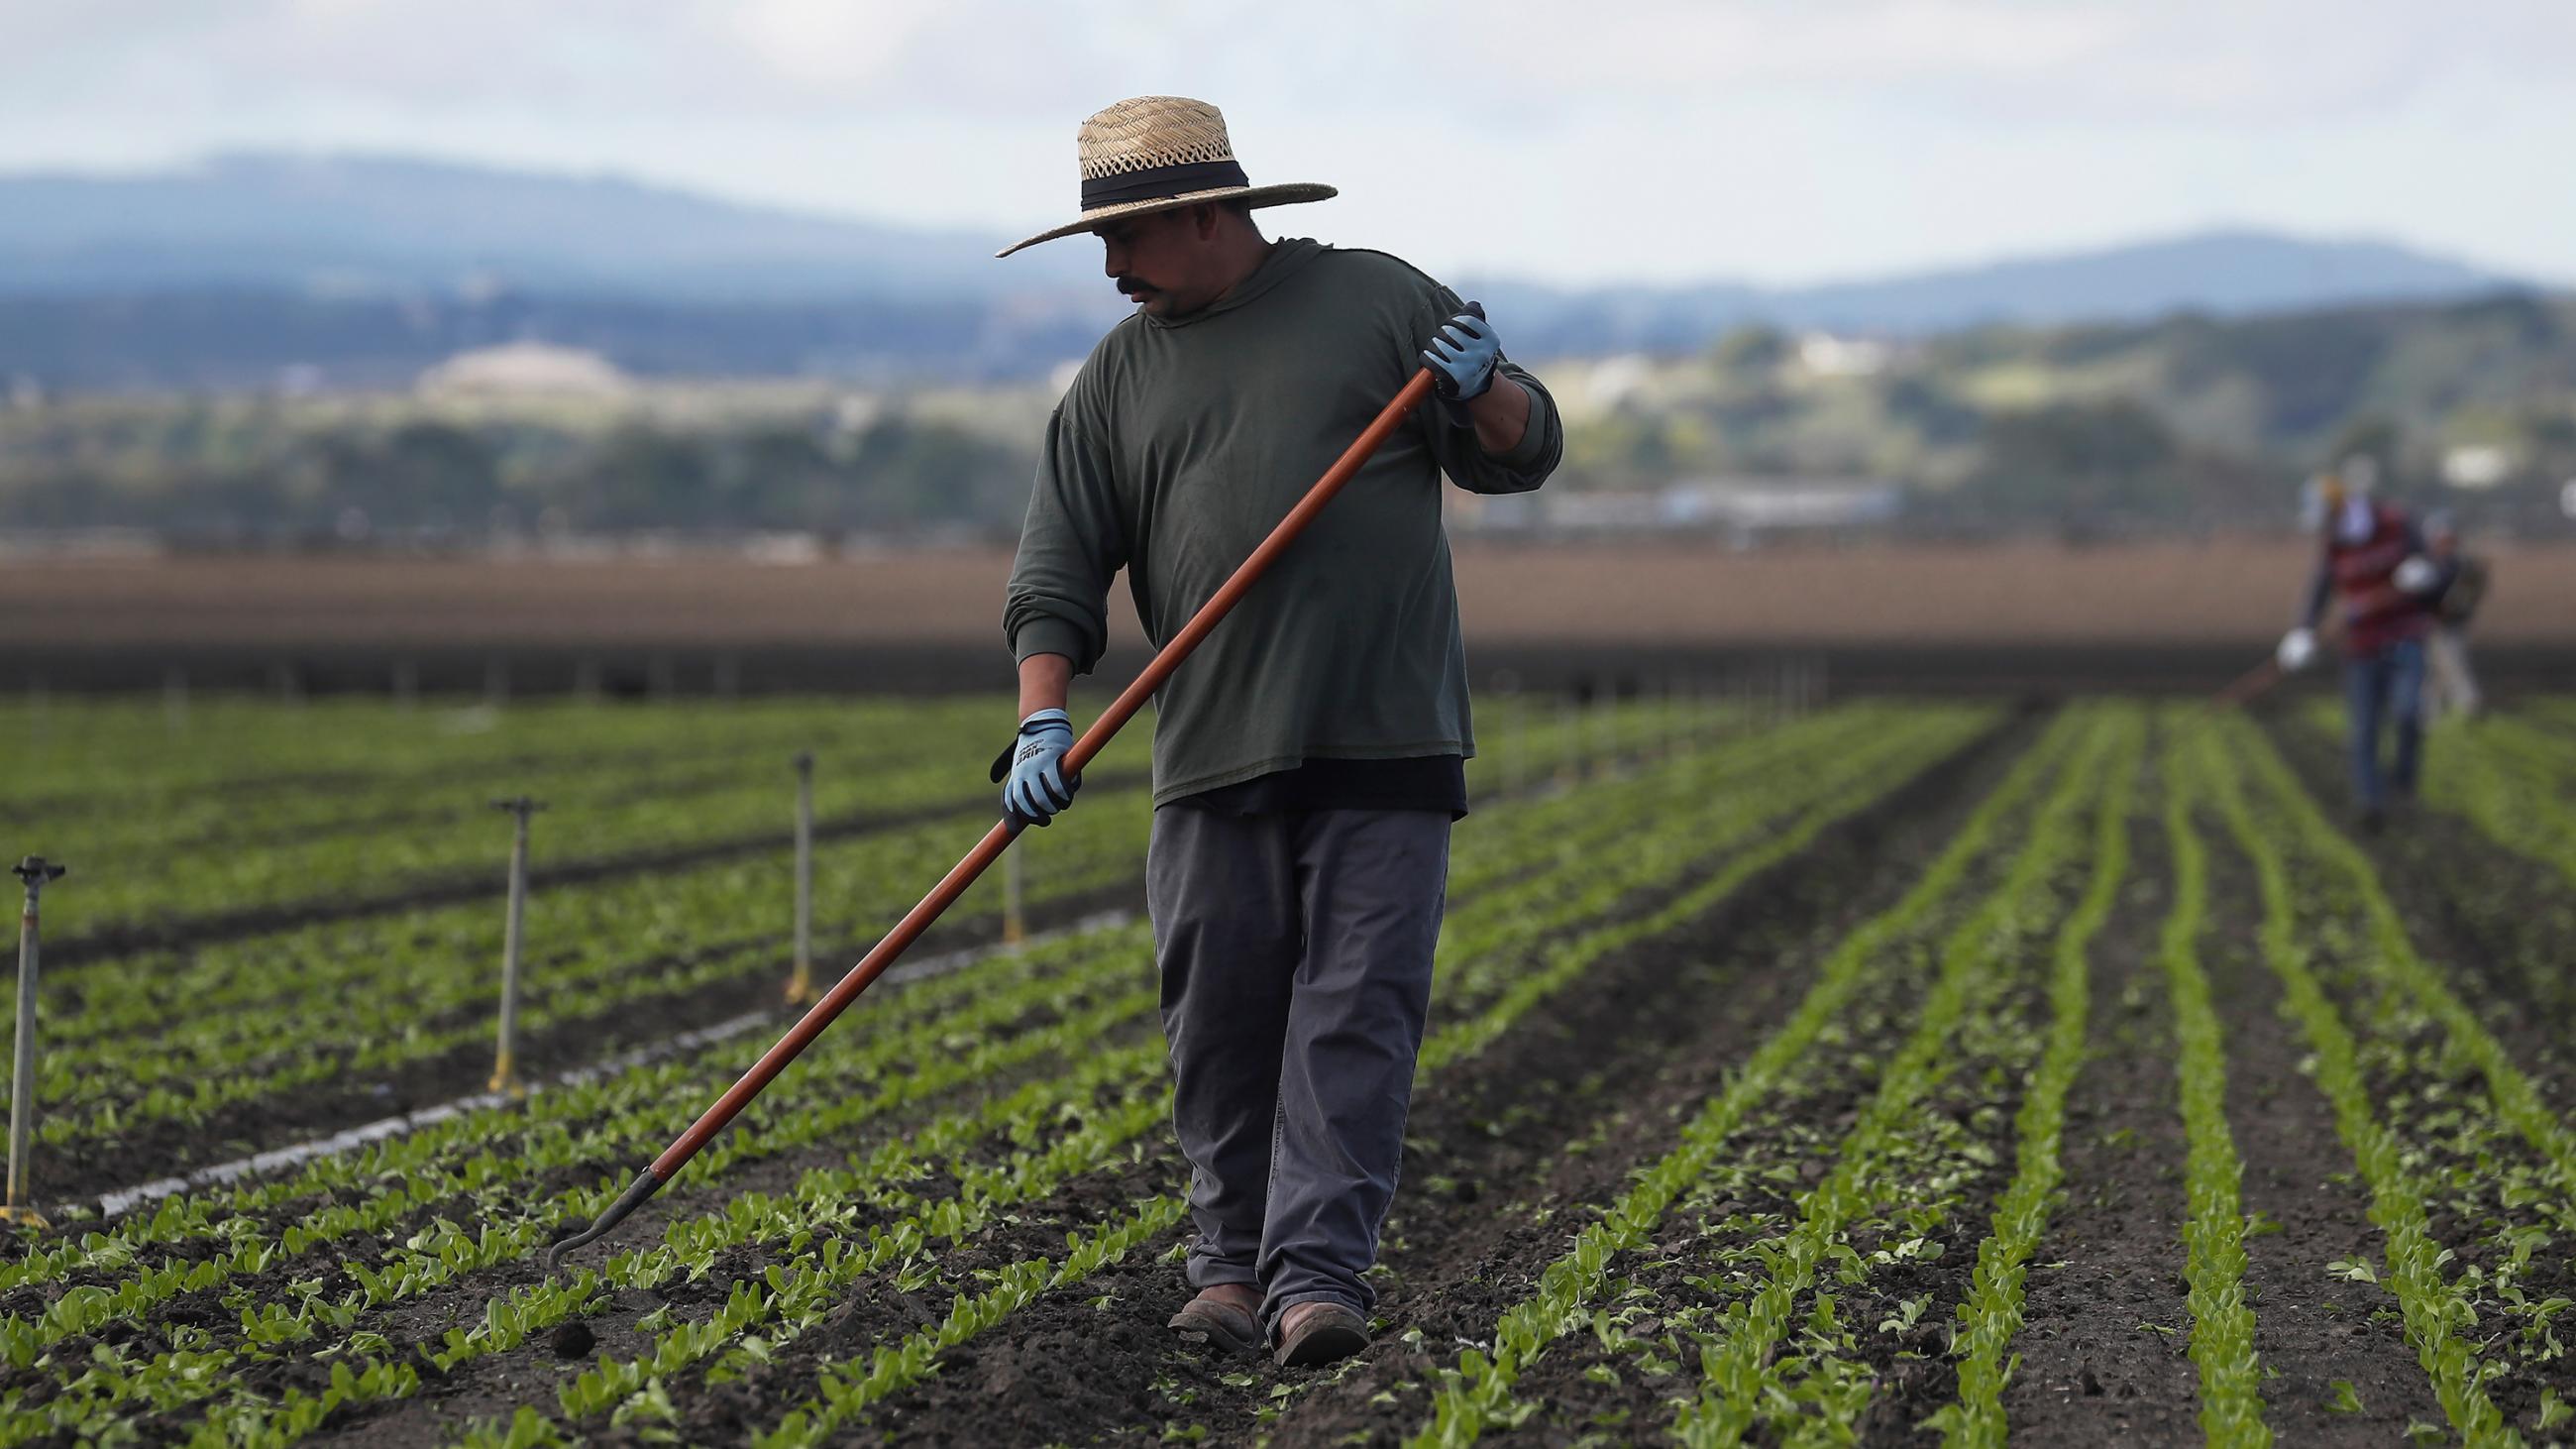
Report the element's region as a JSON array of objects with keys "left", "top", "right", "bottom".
[
  {"left": 992, "top": 97, "right": 1560, "bottom": 1367},
  {"left": 2418, "top": 510, "right": 2488, "bottom": 722},
  {"left": 2275, "top": 459, "right": 2450, "bottom": 829}
]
